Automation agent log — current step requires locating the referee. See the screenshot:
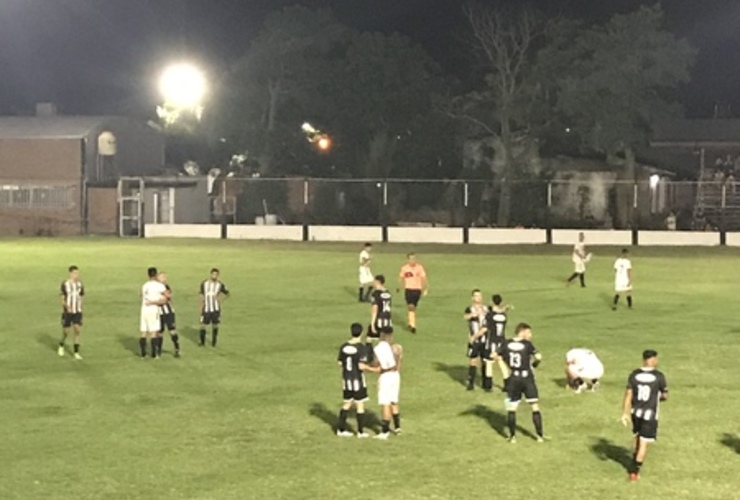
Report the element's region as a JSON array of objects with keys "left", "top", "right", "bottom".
[{"left": 397, "top": 253, "right": 428, "bottom": 334}]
